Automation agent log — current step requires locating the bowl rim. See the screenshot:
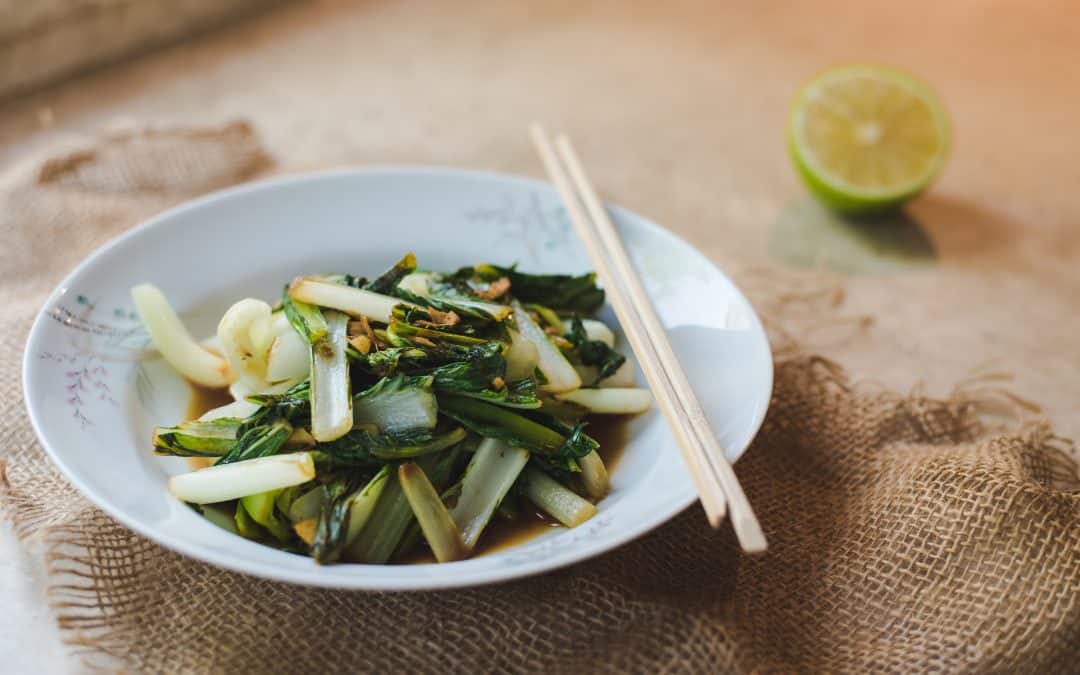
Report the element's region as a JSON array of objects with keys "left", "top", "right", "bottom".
[{"left": 22, "top": 165, "right": 772, "bottom": 590}]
